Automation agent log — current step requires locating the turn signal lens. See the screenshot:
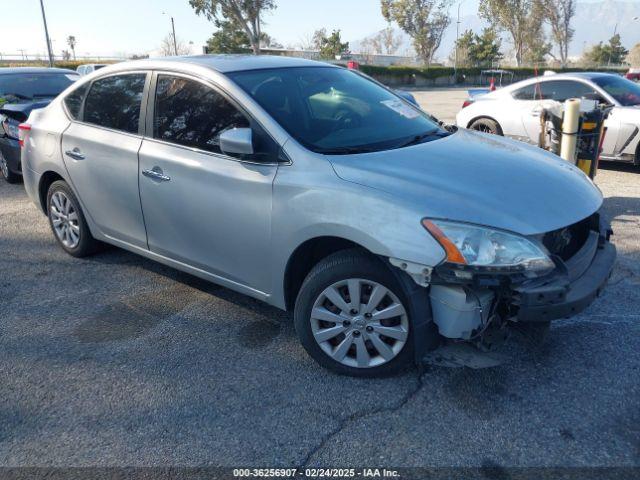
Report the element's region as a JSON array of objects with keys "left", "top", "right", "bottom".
[{"left": 422, "top": 219, "right": 467, "bottom": 264}]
